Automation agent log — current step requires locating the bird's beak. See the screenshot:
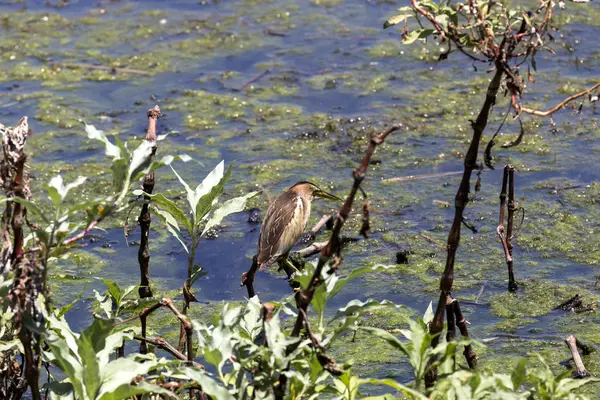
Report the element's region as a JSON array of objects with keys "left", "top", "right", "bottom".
[{"left": 314, "top": 189, "right": 342, "bottom": 202}]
